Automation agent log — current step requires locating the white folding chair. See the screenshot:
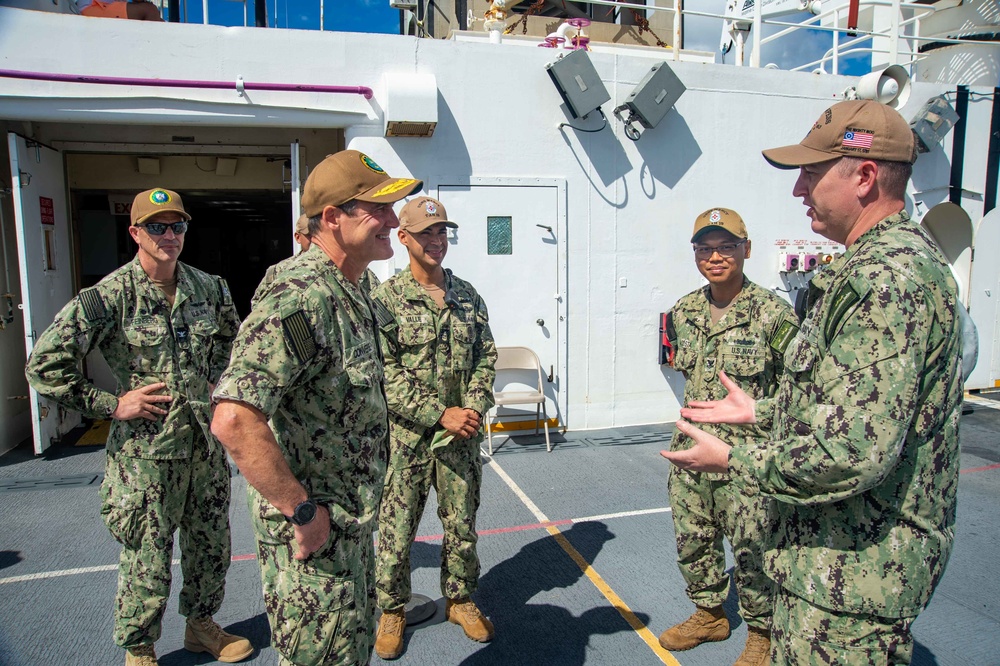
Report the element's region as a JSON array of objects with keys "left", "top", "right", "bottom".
[{"left": 486, "top": 346, "right": 551, "bottom": 454}]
